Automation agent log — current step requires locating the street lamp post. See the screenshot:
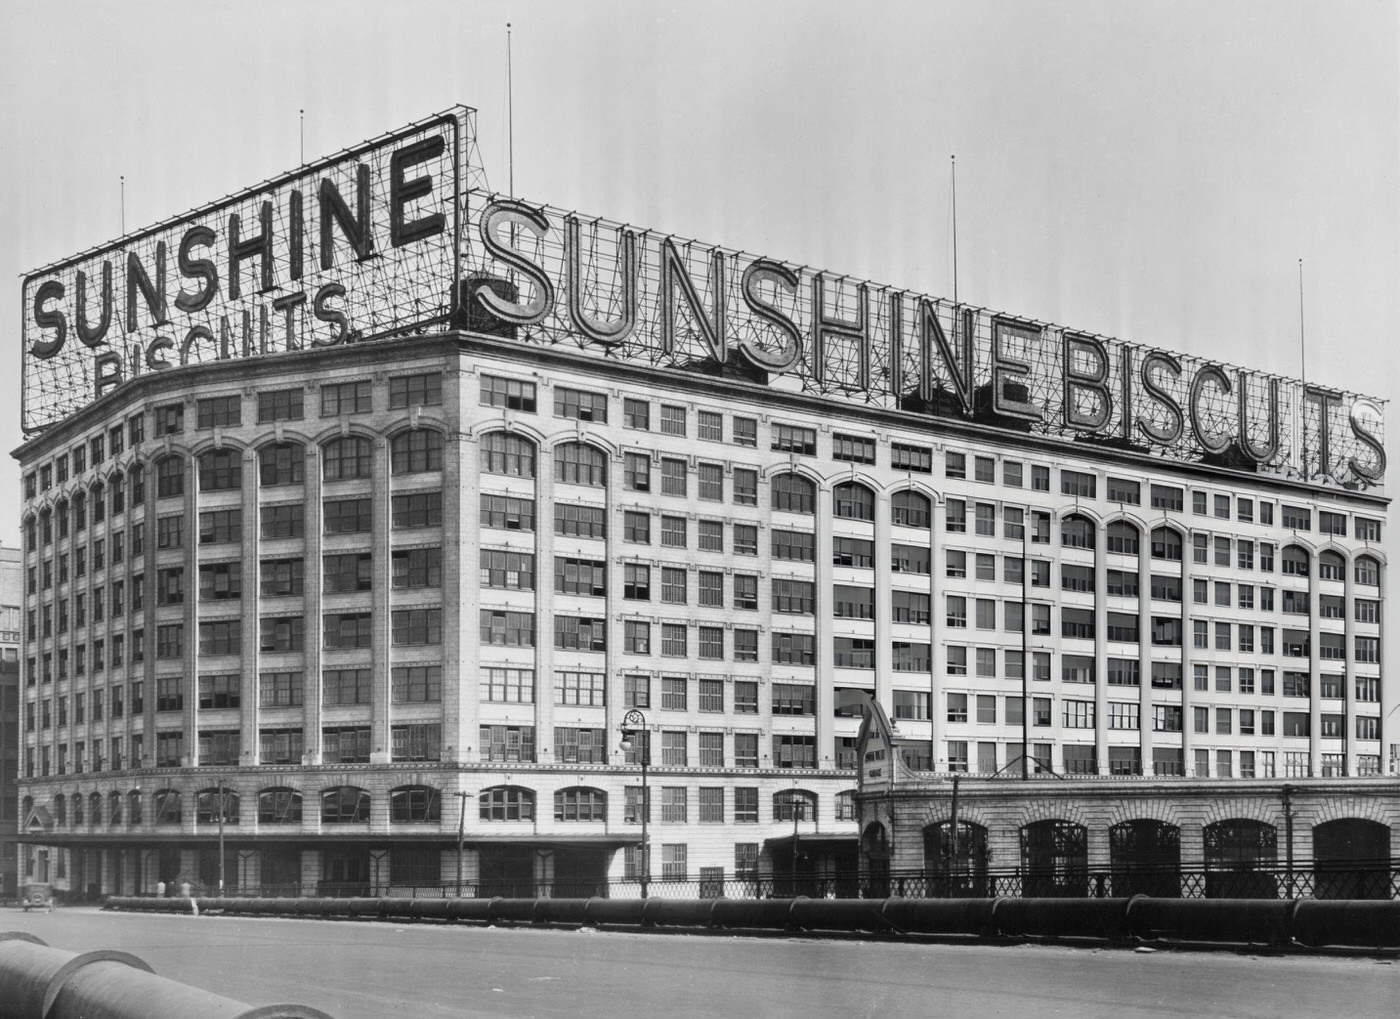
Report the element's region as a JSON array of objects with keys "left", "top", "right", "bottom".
[{"left": 619, "top": 708, "right": 649, "bottom": 898}]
